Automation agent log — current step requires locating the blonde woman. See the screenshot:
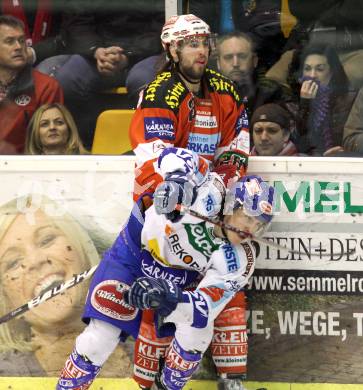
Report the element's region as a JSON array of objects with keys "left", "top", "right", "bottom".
[
  {"left": 0, "top": 195, "right": 132, "bottom": 377},
  {"left": 25, "top": 103, "right": 88, "bottom": 155}
]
